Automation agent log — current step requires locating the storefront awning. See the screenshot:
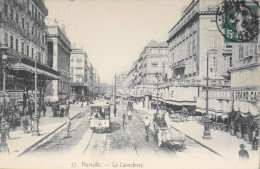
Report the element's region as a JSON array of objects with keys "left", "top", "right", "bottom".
[{"left": 12, "top": 62, "right": 60, "bottom": 80}]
